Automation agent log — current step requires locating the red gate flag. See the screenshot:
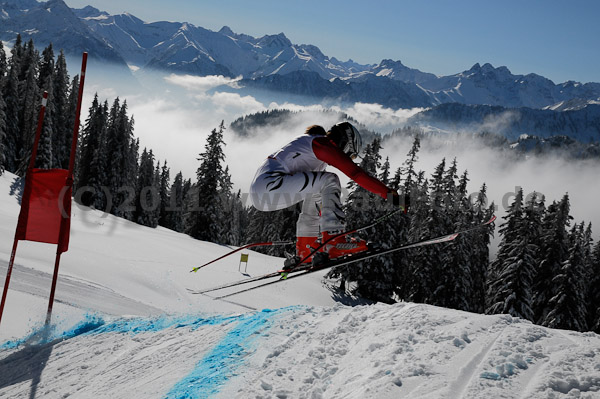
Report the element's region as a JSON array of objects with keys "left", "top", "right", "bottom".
[
  {"left": 0, "top": 52, "right": 87, "bottom": 328},
  {"left": 15, "top": 168, "right": 72, "bottom": 253}
]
